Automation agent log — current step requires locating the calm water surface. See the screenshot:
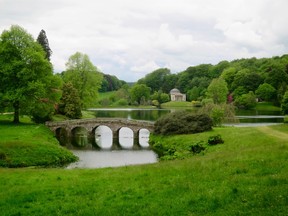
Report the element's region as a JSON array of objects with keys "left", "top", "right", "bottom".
[
  {"left": 66, "top": 107, "right": 284, "bottom": 169},
  {"left": 88, "top": 107, "right": 284, "bottom": 125},
  {"left": 66, "top": 150, "right": 158, "bottom": 169}
]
